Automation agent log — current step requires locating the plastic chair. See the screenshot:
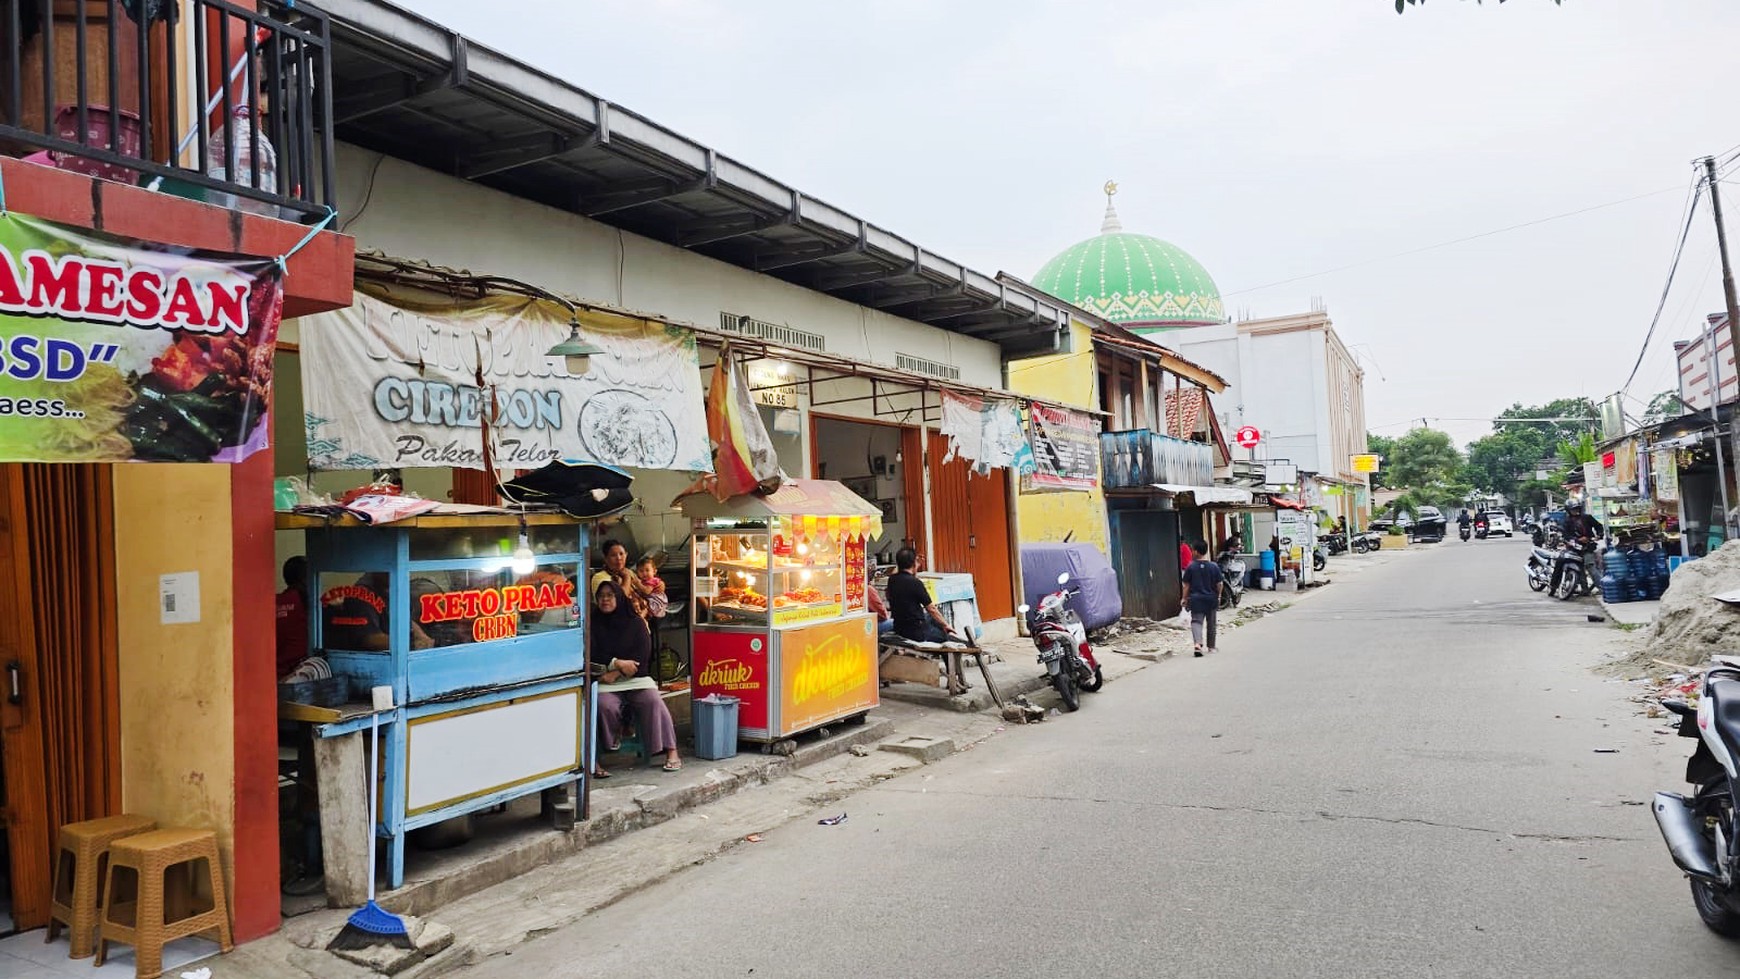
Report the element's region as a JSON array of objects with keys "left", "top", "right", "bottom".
[
  {"left": 46, "top": 813, "right": 156, "bottom": 958},
  {"left": 95, "top": 828, "right": 234, "bottom": 979}
]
